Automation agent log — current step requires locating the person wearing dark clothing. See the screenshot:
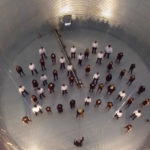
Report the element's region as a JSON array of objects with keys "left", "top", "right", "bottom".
[
  {"left": 16, "top": 66, "right": 25, "bottom": 77},
  {"left": 69, "top": 76, "right": 74, "bottom": 86},
  {"left": 126, "top": 75, "right": 135, "bottom": 86},
  {"left": 70, "top": 99, "right": 76, "bottom": 109},
  {"left": 40, "top": 58, "right": 46, "bottom": 71},
  {"left": 94, "top": 99, "right": 102, "bottom": 107},
  {"left": 32, "top": 79, "right": 39, "bottom": 90},
  {"left": 57, "top": 104, "right": 63, "bottom": 113},
  {"left": 53, "top": 69, "right": 58, "bottom": 80},
  {"left": 125, "top": 98, "right": 134, "bottom": 108},
  {"left": 89, "top": 83, "right": 96, "bottom": 92},
  {"left": 85, "top": 65, "right": 91, "bottom": 75},
  {"left": 84, "top": 49, "right": 90, "bottom": 59},
  {"left": 51, "top": 53, "right": 56, "bottom": 65},
  {"left": 123, "top": 124, "right": 132, "bottom": 134},
  {"left": 31, "top": 95, "right": 38, "bottom": 104},
  {"left": 76, "top": 109, "right": 84, "bottom": 118},
  {"left": 74, "top": 137, "right": 84, "bottom": 147},
  {"left": 48, "top": 83, "right": 55, "bottom": 93},
  {"left": 115, "top": 52, "right": 124, "bottom": 64},
  {"left": 97, "top": 83, "right": 104, "bottom": 93},
  {"left": 22, "top": 116, "right": 32, "bottom": 124},
  {"left": 128, "top": 64, "right": 136, "bottom": 74},
  {"left": 107, "top": 62, "right": 113, "bottom": 72},
  {"left": 105, "top": 74, "right": 112, "bottom": 84},
  {"left": 45, "top": 107, "right": 52, "bottom": 114},
  {"left": 119, "top": 69, "right": 126, "bottom": 79},
  {"left": 105, "top": 102, "right": 113, "bottom": 110},
  {"left": 140, "top": 99, "right": 150, "bottom": 108},
  {"left": 106, "top": 85, "right": 116, "bottom": 96},
  {"left": 137, "top": 86, "right": 146, "bottom": 95}
]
